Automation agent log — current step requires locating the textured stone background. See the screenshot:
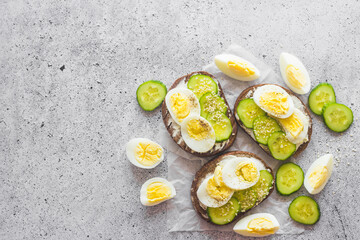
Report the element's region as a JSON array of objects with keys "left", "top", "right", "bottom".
[{"left": 1, "top": 0, "right": 359, "bottom": 239}]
